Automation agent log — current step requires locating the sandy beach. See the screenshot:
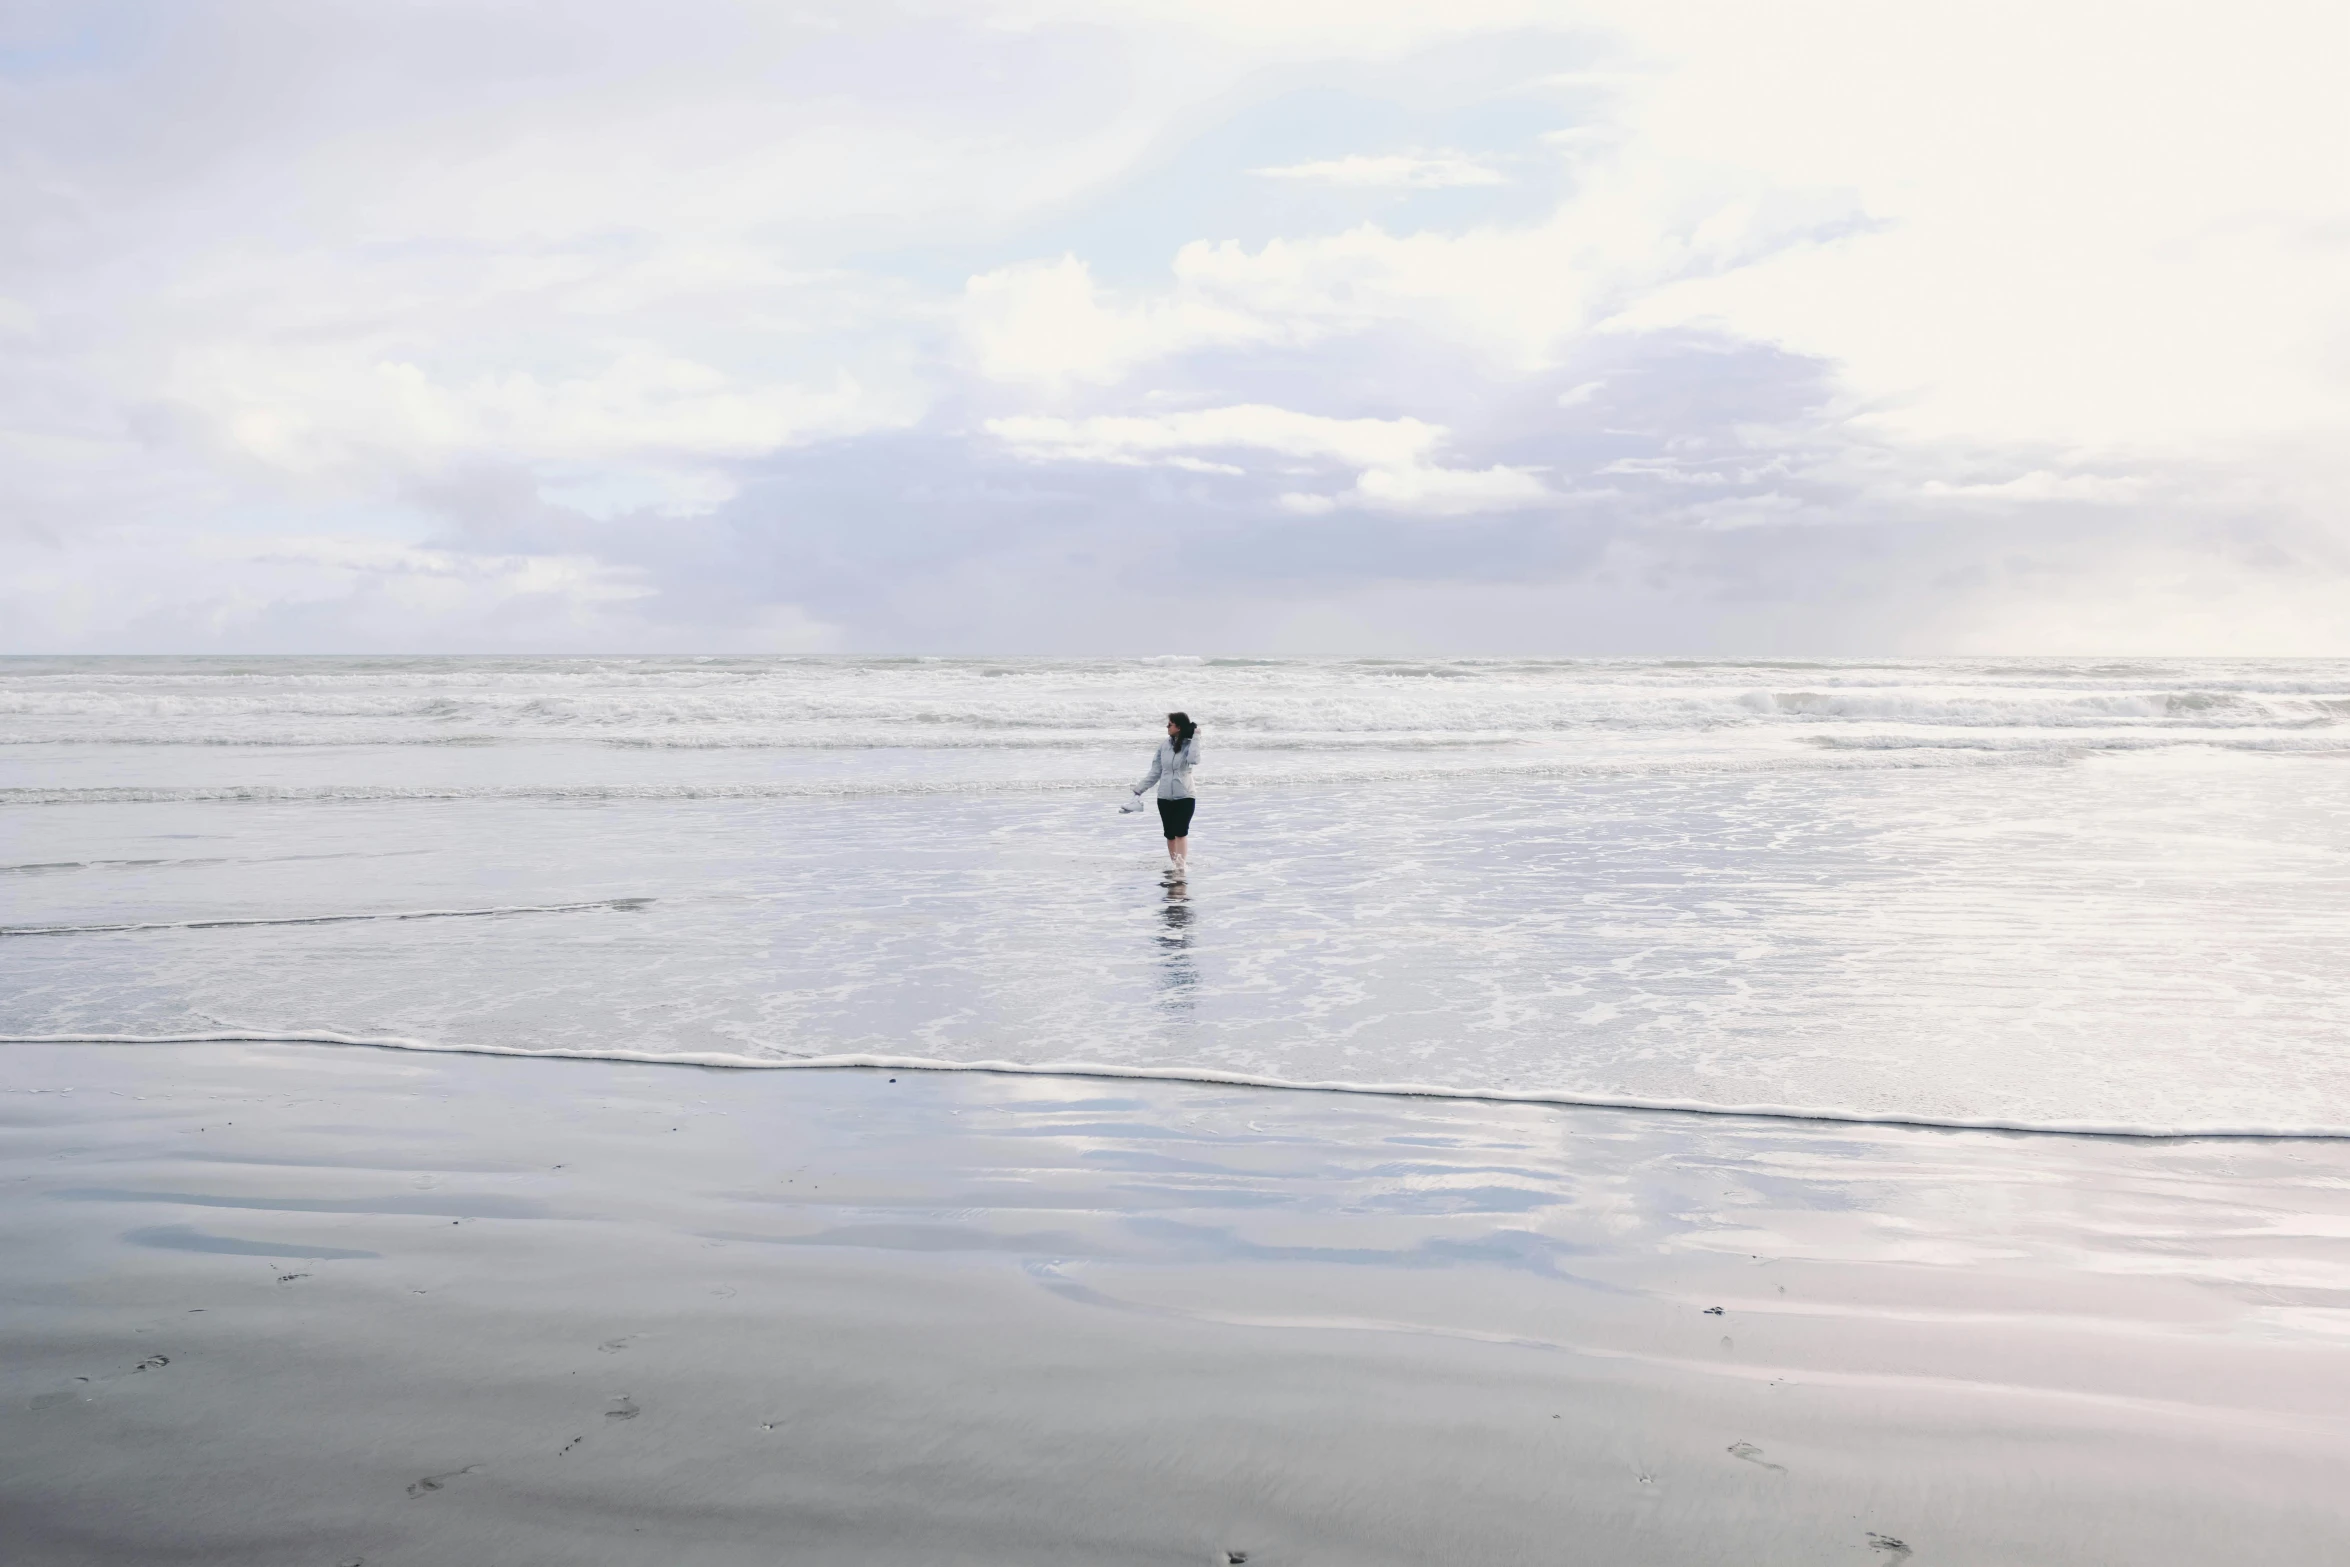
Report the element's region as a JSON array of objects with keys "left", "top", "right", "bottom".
[{"left": 6, "top": 1039, "right": 2347, "bottom": 1565}]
